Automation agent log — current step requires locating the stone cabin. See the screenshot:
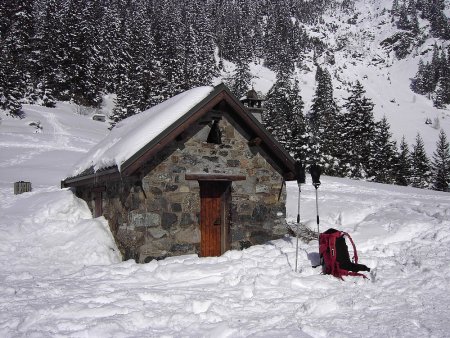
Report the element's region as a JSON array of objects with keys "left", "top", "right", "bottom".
[{"left": 62, "top": 84, "right": 299, "bottom": 263}]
